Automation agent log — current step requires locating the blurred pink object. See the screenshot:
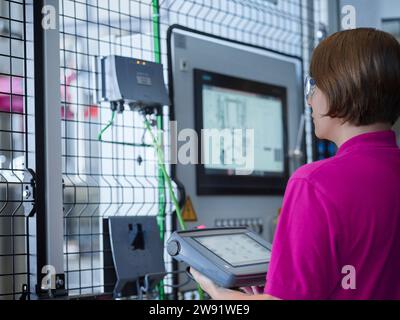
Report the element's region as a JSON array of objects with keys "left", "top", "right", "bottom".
[
  {"left": 60, "top": 72, "right": 76, "bottom": 120},
  {"left": 0, "top": 76, "right": 24, "bottom": 113},
  {"left": 196, "top": 225, "right": 207, "bottom": 229}
]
